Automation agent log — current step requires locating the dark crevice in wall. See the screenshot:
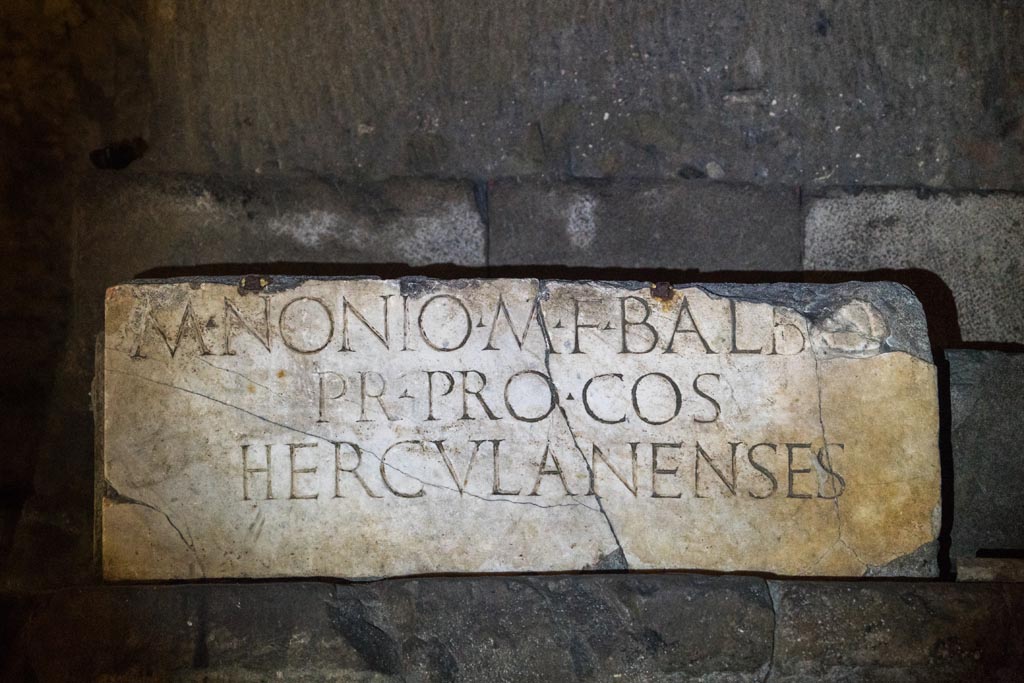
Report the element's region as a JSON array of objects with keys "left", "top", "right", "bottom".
[{"left": 936, "top": 355, "right": 954, "bottom": 579}]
